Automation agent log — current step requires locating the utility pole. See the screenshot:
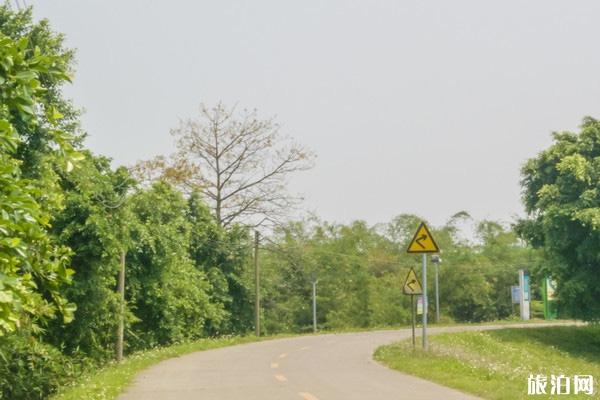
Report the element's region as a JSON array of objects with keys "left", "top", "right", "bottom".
[
  {"left": 431, "top": 255, "right": 441, "bottom": 324},
  {"left": 254, "top": 231, "right": 260, "bottom": 337},
  {"left": 421, "top": 253, "right": 428, "bottom": 350},
  {"left": 411, "top": 294, "right": 416, "bottom": 349},
  {"left": 99, "top": 190, "right": 129, "bottom": 362},
  {"left": 116, "top": 249, "right": 126, "bottom": 362},
  {"left": 312, "top": 277, "right": 318, "bottom": 333},
  {"left": 435, "top": 262, "right": 439, "bottom": 324}
]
